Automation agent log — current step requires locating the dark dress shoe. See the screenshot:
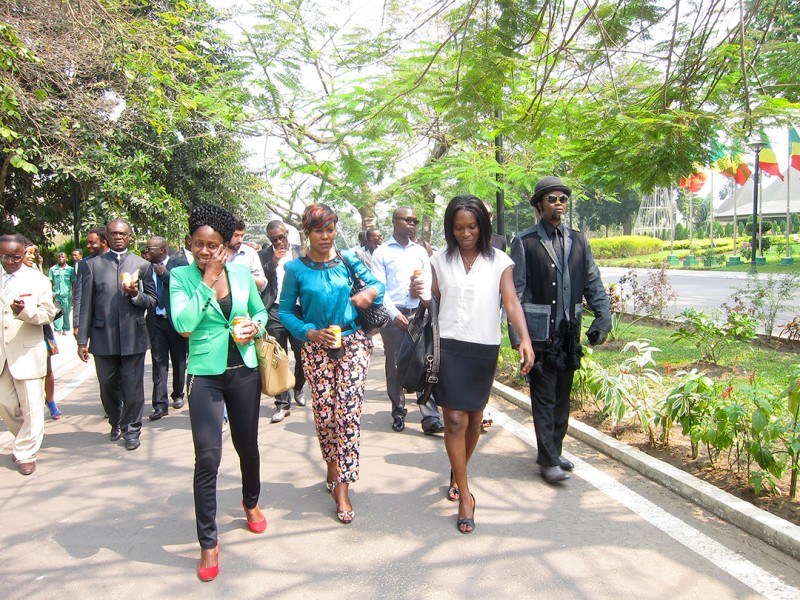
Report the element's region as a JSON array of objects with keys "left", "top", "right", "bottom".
[
  {"left": 423, "top": 421, "right": 445, "bottom": 435},
  {"left": 540, "top": 465, "right": 570, "bottom": 483},
  {"left": 391, "top": 417, "right": 405, "bottom": 432},
  {"left": 125, "top": 437, "right": 141, "bottom": 451},
  {"left": 149, "top": 407, "right": 169, "bottom": 421},
  {"left": 559, "top": 456, "right": 575, "bottom": 471},
  {"left": 18, "top": 461, "right": 36, "bottom": 476},
  {"left": 110, "top": 427, "right": 123, "bottom": 442},
  {"left": 172, "top": 397, "right": 185, "bottom": 409}
]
